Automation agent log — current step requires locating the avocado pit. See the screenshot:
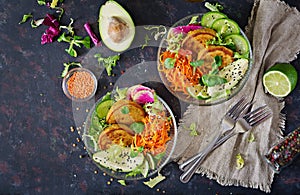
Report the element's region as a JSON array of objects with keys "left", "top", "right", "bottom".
[{"left": 108, "top": 16, "right": 129, "bottom": 43}]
